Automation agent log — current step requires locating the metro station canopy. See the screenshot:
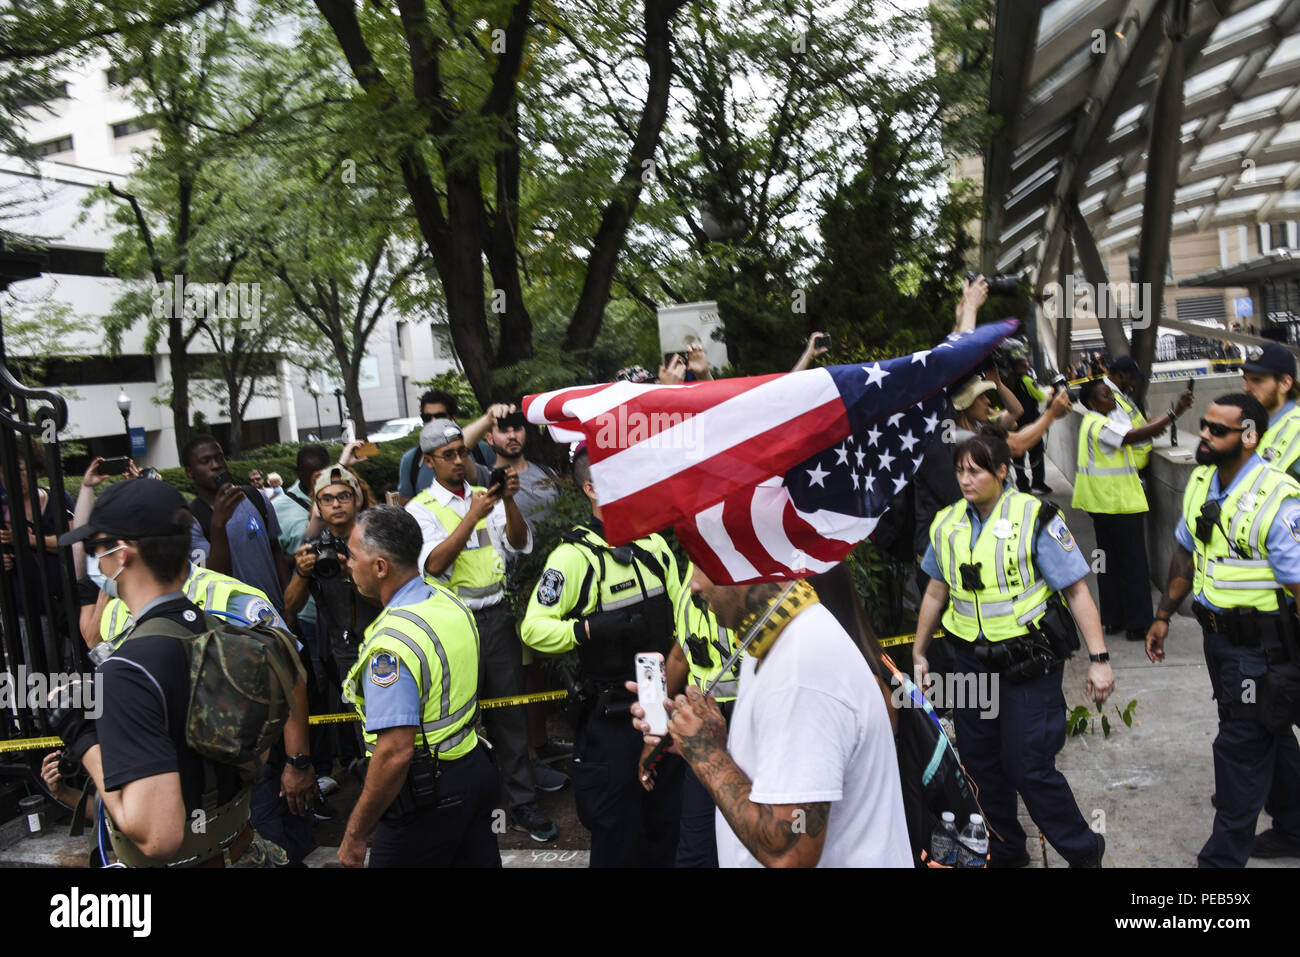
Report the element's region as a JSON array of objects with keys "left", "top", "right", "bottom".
[{"left": 985, "top": 0, "right": 1300, "bottom": 289}]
